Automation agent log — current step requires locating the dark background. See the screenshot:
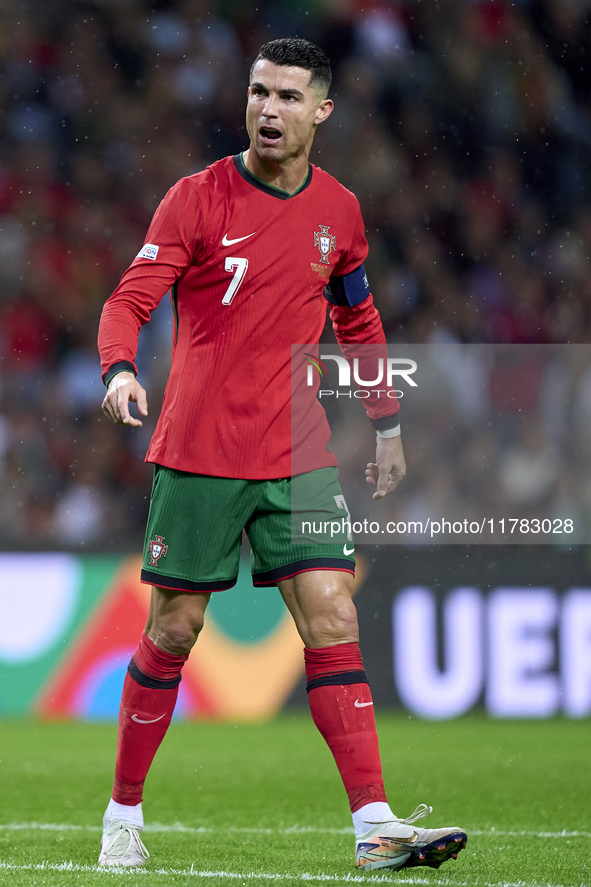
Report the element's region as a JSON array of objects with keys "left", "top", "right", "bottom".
[{"left": 2, "top": 0, "right": 591, "bottom": 550}]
